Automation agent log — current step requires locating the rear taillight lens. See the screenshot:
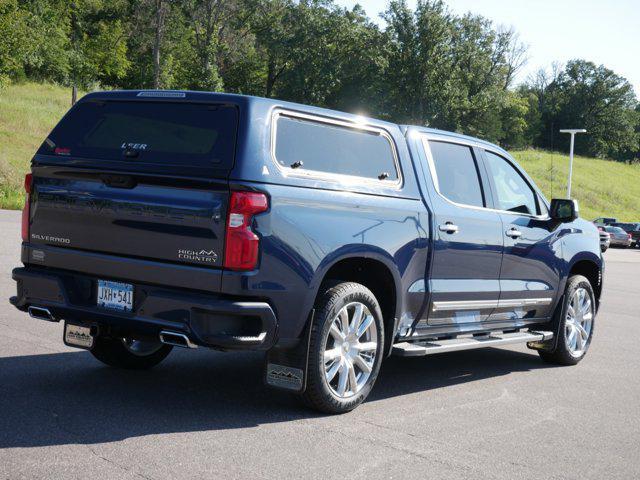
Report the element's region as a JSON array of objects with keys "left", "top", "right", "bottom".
[
  {"left": 21, "top": 173, "right": 33, "bottom": 242},
  {"left": 224, "top": 191, "right": 268, "bottom": 271}
]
